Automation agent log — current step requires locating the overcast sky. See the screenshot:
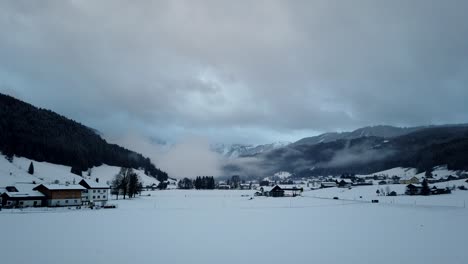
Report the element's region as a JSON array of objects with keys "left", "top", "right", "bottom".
[{"left": 1, "top": 0, "right": 468, "bottom": 145}]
